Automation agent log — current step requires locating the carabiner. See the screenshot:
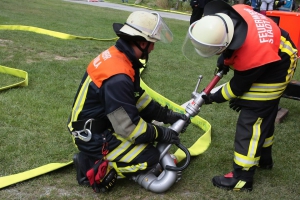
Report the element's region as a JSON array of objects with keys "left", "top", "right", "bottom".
[
  {"left": 72, "top": 129, "right": 92, "bottom": 142},
  {"left": 83, "top": 118, "right": 94, "bottom": 132},
  {"left": 72, "top": 118, "right": 94, "bottom": 142}
]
